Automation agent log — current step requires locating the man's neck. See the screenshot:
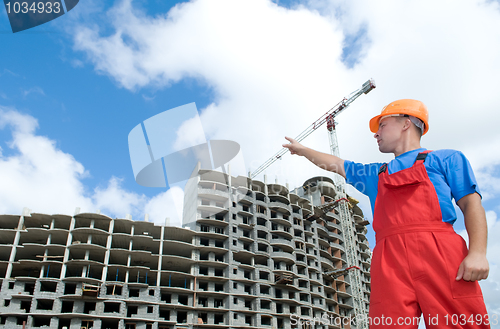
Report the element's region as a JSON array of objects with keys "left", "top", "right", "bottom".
[{"left": 393, "top": 141, "right": 422, "bottom": 157}]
